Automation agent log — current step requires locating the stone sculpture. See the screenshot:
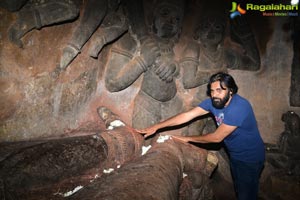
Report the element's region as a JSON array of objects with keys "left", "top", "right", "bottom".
[
  {"left": 265, "top": 111, "right": 300, "bottom": 175},
  {"left": 69, "top": 134, "right": 218, "bottom": 200},
  {"left": 0, "top": 107, "right": 144, "bottom": 200},
  {"left": 58, "top": 0, "right": 128, "bottom": 72},
  {"left": 182, "top": 0, "right": 260, "bottom": 89},
  {"left": 2, "top": 0, "right": 80, "bottom": 48},
  {"left": 1, "top": 0, "right": 128, "bottom": 73},
  {"left": 104, "top": 0, "right": 185, "bottom": 131},
  {"left": 0, "top": 107, "right": 217, "bottom": 199}
]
